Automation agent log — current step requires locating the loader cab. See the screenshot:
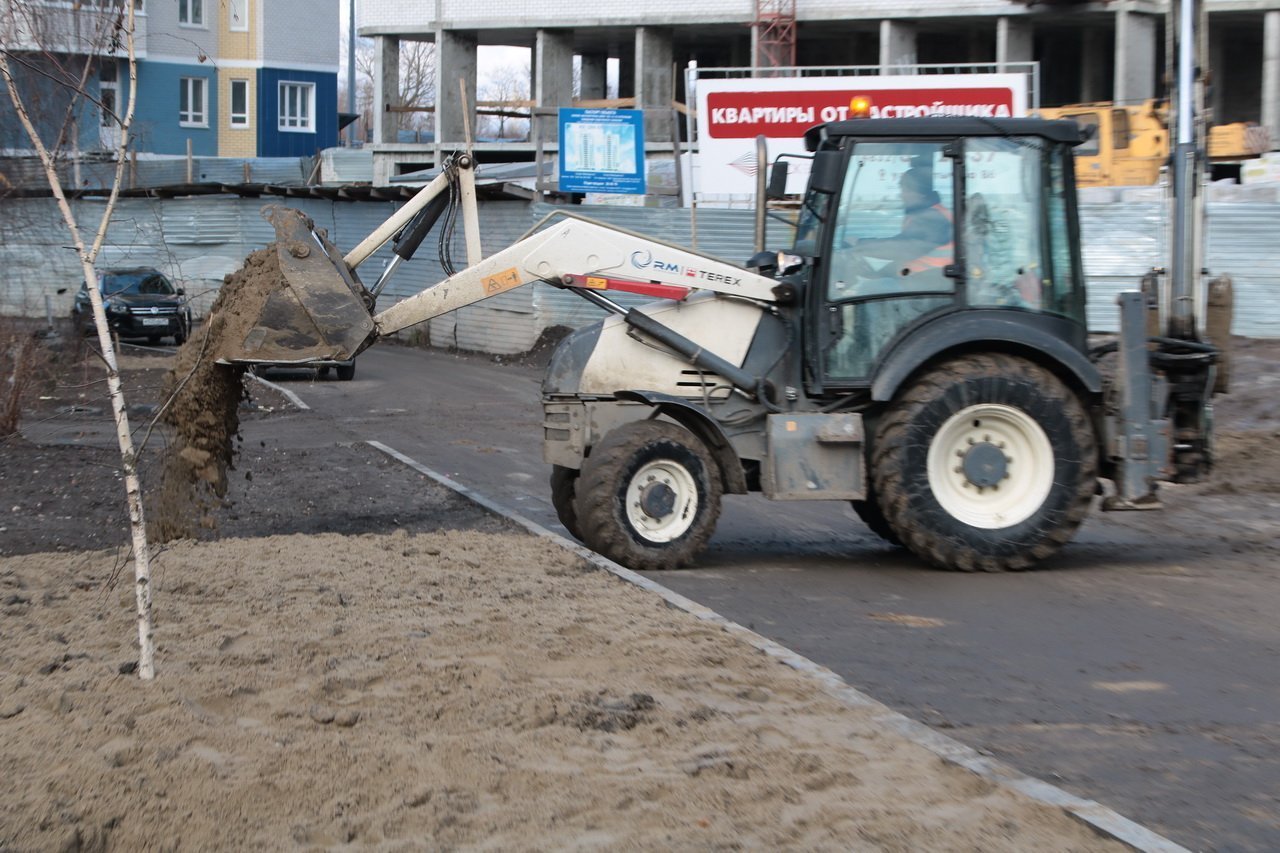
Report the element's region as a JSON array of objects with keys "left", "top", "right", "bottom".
[{"left": 792, "top": 118, "right": 1089, "bottom": 395}]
